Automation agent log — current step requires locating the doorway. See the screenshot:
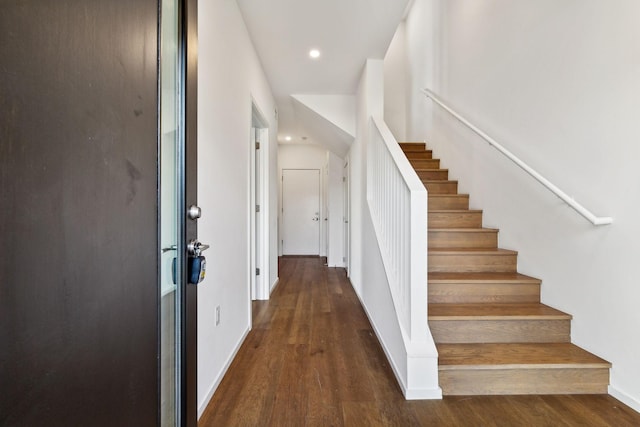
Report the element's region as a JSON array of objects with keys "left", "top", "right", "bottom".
[
  {"left": 250, "top": 104, "right": 270, "bottom": 300},
  {"left": 343, "top": 159, "right": 350, "bottom": 275},
  {"left": 282, "top": 169, "right": 321, "bottom": 255}
]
